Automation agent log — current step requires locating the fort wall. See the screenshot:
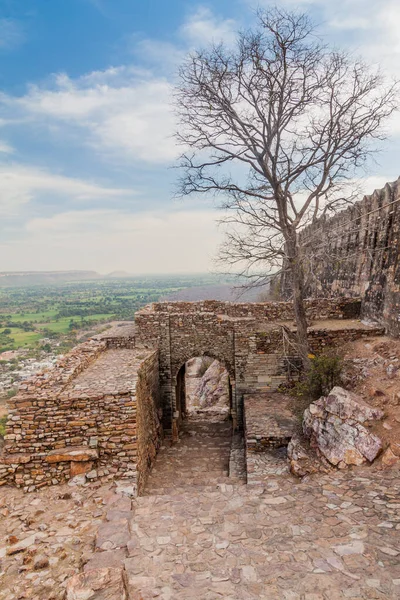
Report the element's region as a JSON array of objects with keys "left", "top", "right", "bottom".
[{"left": 283, "top": 178, "right": 400, "bottom": 335}]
